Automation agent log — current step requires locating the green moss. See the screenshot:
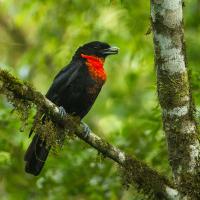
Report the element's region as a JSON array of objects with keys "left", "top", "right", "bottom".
[
  {"left": 0, "top": 78, "right": 32, "bottom": 131},
  {"left": 178, "top": 172, "right": 200, "bottom": 199},
  {"left": 157, "top": 71, "right": 189, "bottom": 109},
  {"left": 121, "top": 156, "right": 174, "bottom": 200},
  {"left": 26, "top": 111, "right": 80, "bottom": 154},
  {"left": 34, "top": 119, "right": 62, "bottom": 153}
]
